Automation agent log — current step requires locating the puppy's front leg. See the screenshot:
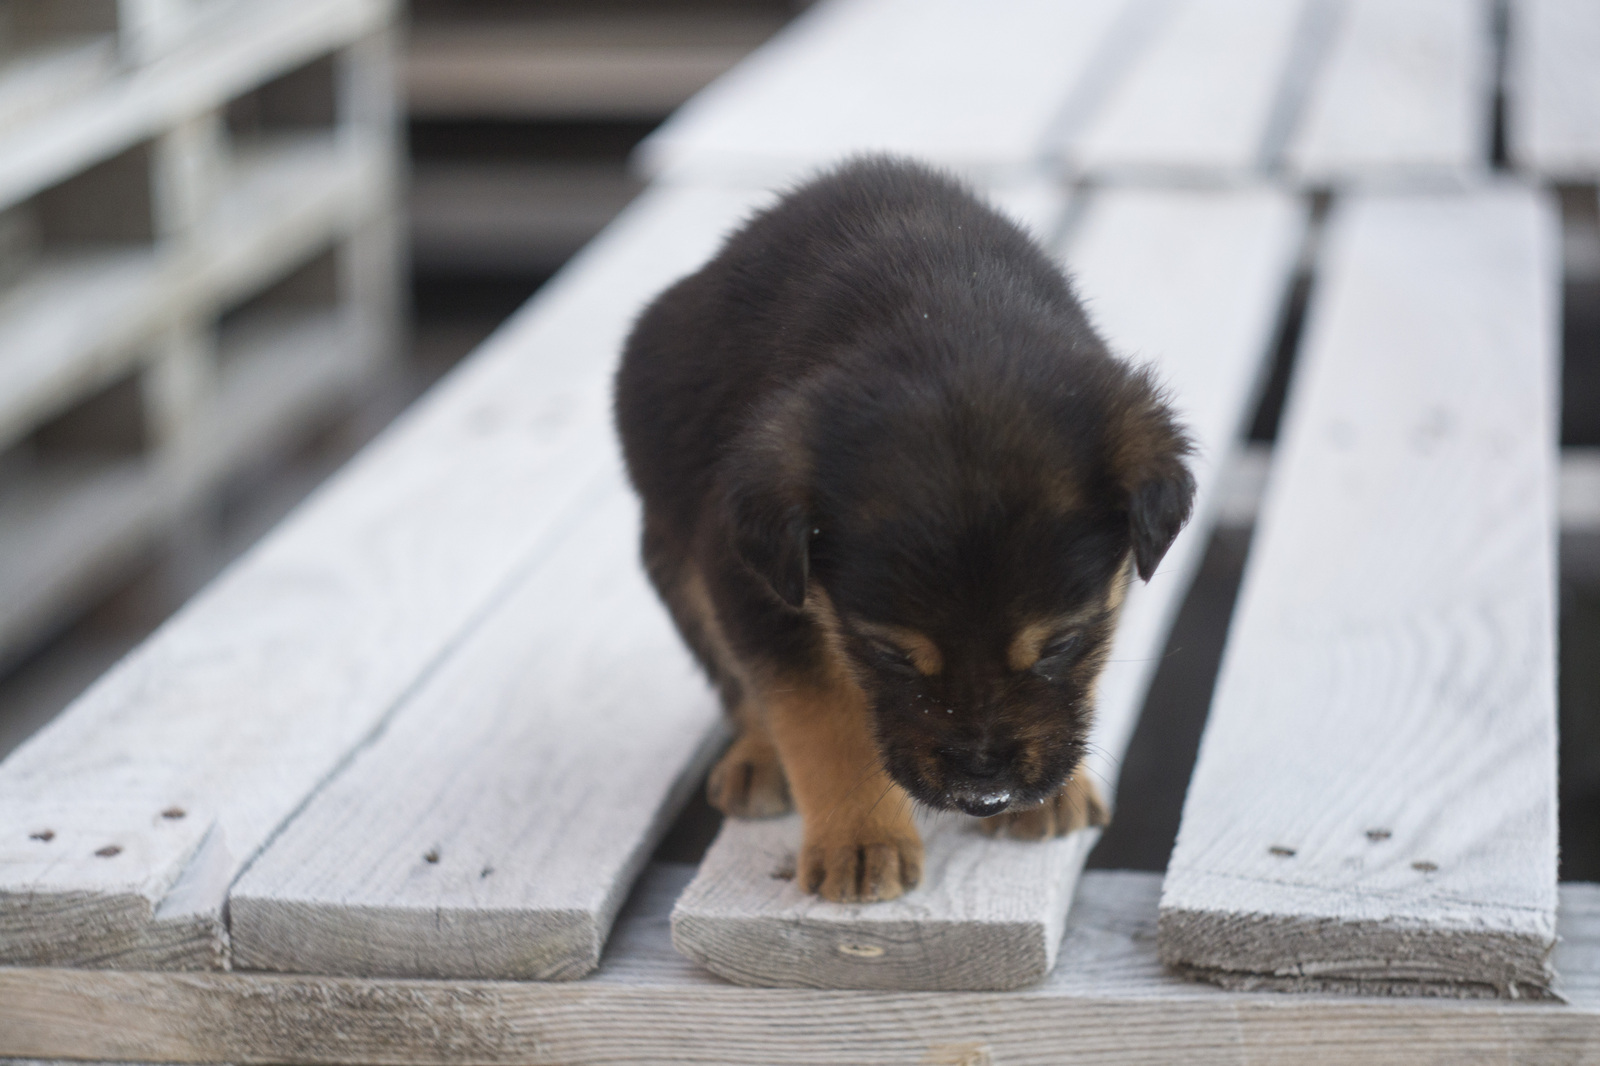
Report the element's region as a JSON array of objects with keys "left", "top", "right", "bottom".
[{"left": 764, "top": 680, "right": 923, "bottom": 902}]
